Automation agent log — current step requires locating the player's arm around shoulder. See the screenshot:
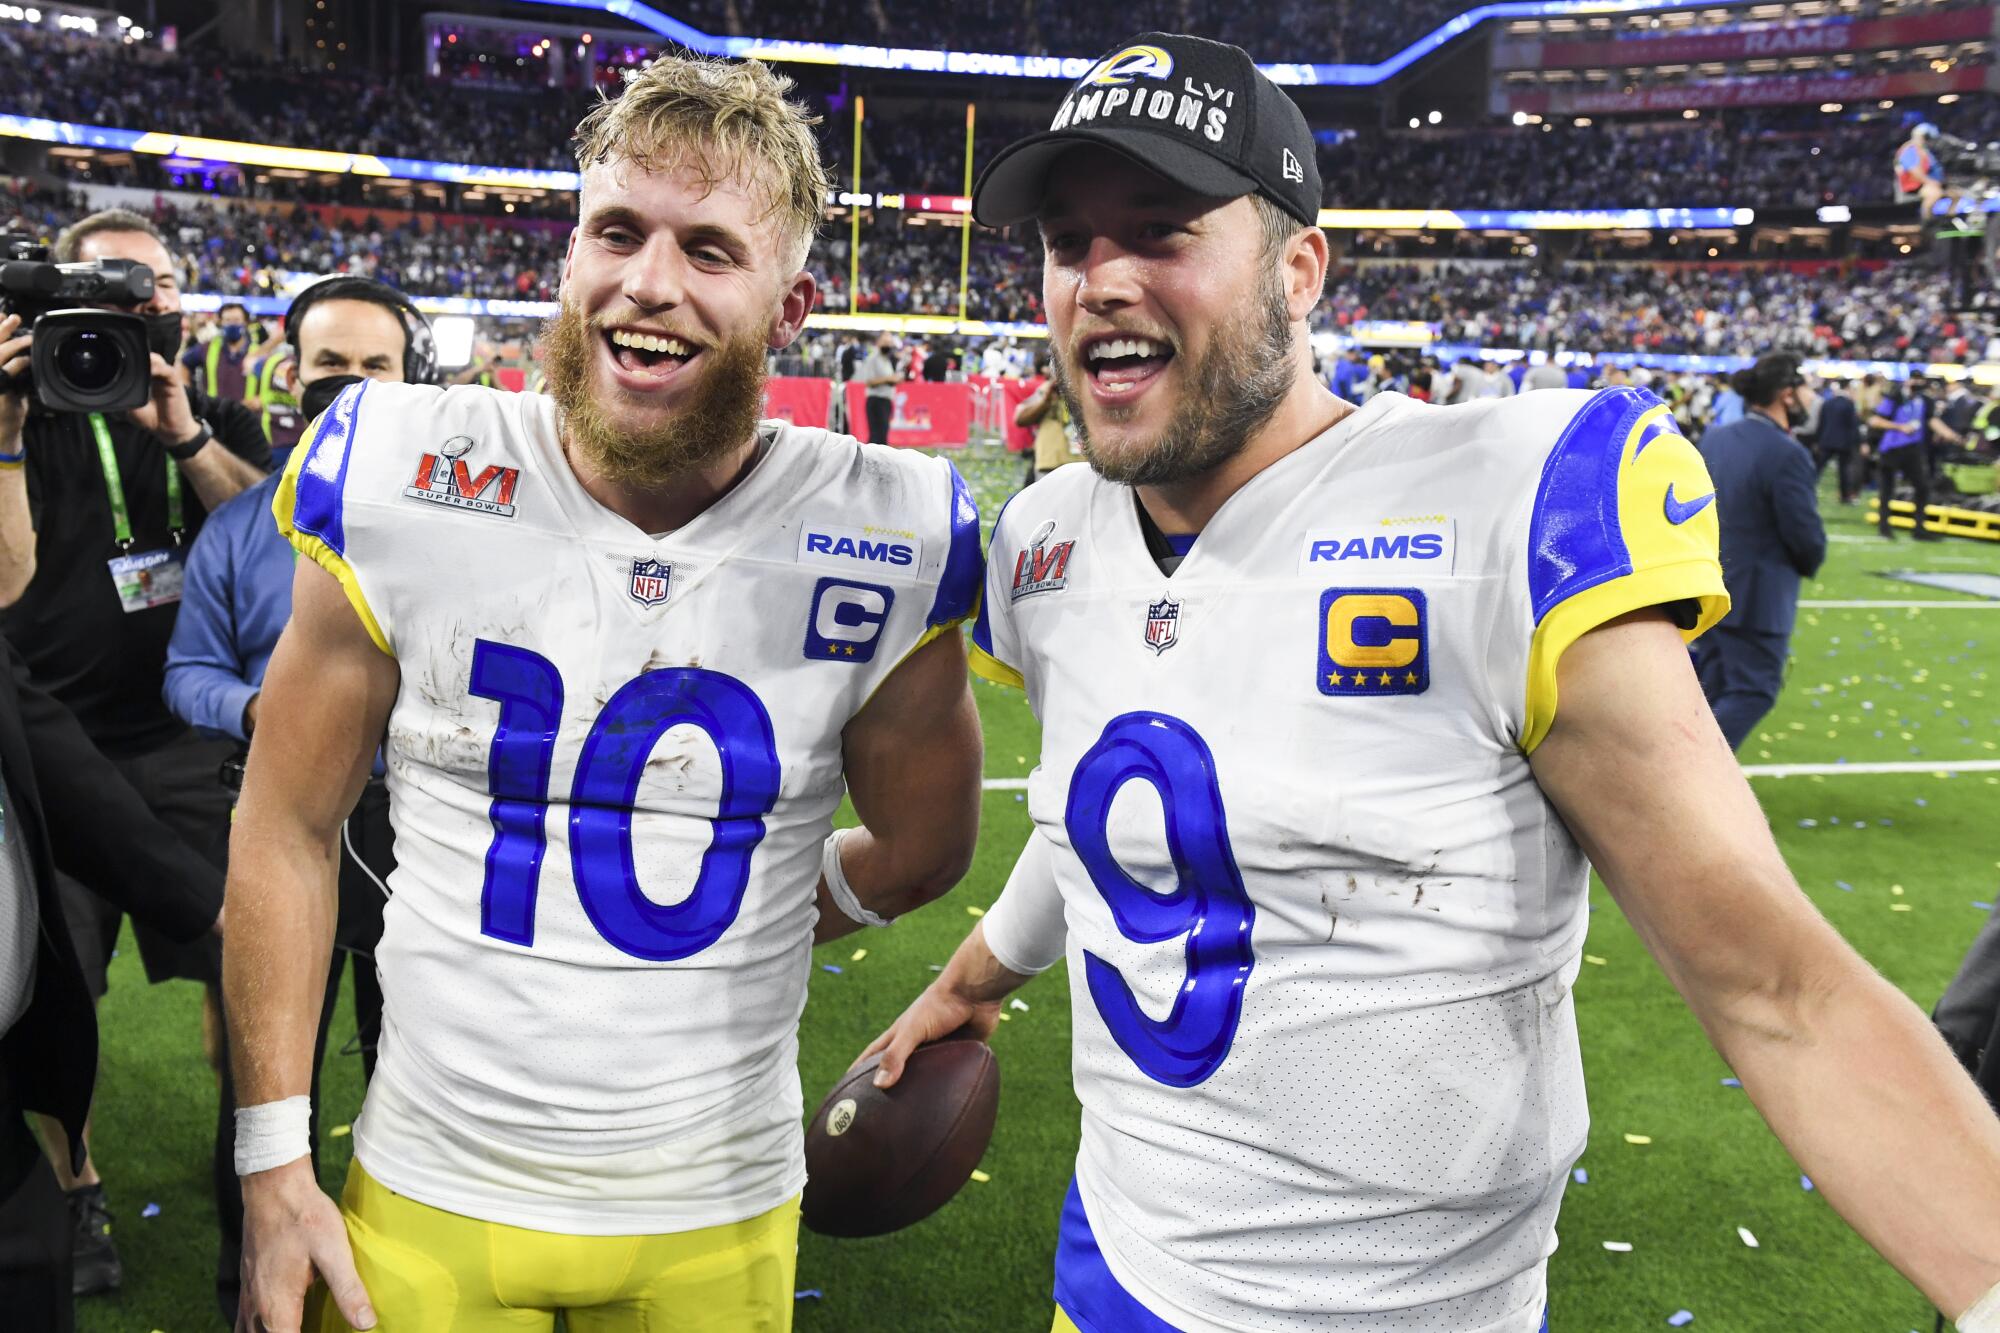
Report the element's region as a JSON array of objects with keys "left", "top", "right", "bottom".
[{"left": 1529, "top": 610, "right": 2000, "bottom": 1322}]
